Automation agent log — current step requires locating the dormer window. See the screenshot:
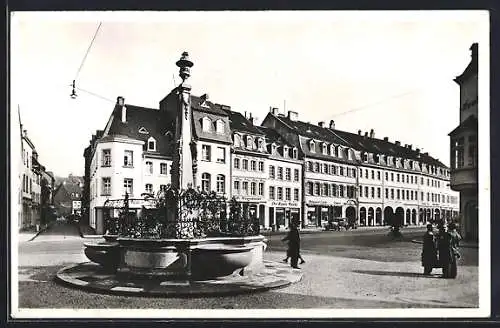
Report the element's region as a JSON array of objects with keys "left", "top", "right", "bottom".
[
  {"left": 282, "top": 146, "right": 288, "bottom": 158},
  {"left": 330, "top": 145, "right": 335, "bottom": 156},
  {"left": 247, "top": 136, "right": 253, "bottom": 150},
  {"left": 271, "top": 143, "right": 278, "bottom": 154},
  {"left": 374, "top": 154, "right": 380, "bottom": 164},
  {"left": 202, "top": 117, "right": 211, "bottom": 132},
  {"left": 362, "top": 152, "right": 368, "bottom": 162},
  {"left": 216, "top": 120, "right": 225, "bottom": 134},
  {"left": 234, "top": 134, "right": 241, "bottom": 147},
  {"left": 322, "top": 143, "right": 327, "bottom": 155},
  {"left": 347, "top": 148, "right": 353, "bottom": 160},
  {"left": 147, "top": 137, "right": 156, "bottom": 151},
  {"left": 139, "top": 127, "right": 149, "bottom": 134},
  {"left": 292, "top": 147, "right": 298, "bottom": 159},
  {"left": 337, "top": 146, "right": 343, "bottom": 159},
  {"left": 309, "top": 140, "right": 316, "bottom": 153},
  {"left": 258, "top": 138, "right": 264, "bottom": 151}
]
